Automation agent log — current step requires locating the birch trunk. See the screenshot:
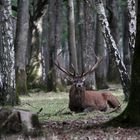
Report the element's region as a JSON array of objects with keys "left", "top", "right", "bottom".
[
  {"left": 0, "top": 0, "right": 18, "bottom": 105},
  {"left": 95, "top": 0, "right": 130, "bottom": 100},
  {"left": 127, "top": 0, "right": 136, "bottom": 56}
]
